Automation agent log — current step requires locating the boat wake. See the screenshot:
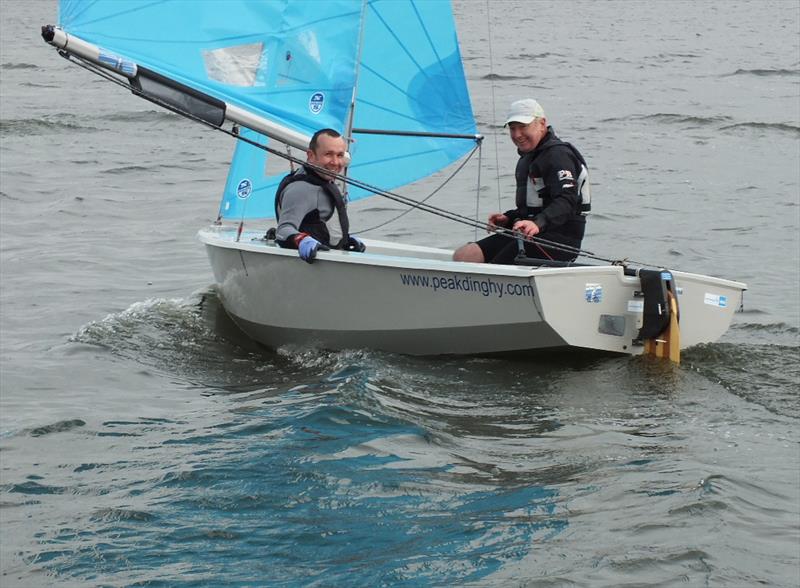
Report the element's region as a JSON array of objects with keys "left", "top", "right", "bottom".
[
  {"left": 67, "top": 290, "right": 402, "bottom": 396},
  {"left": 69, "top": 293, "right": 267, "bottom": 391},
  {"left": 683, "top": 336, "right": 800, "bottom": 419}
]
